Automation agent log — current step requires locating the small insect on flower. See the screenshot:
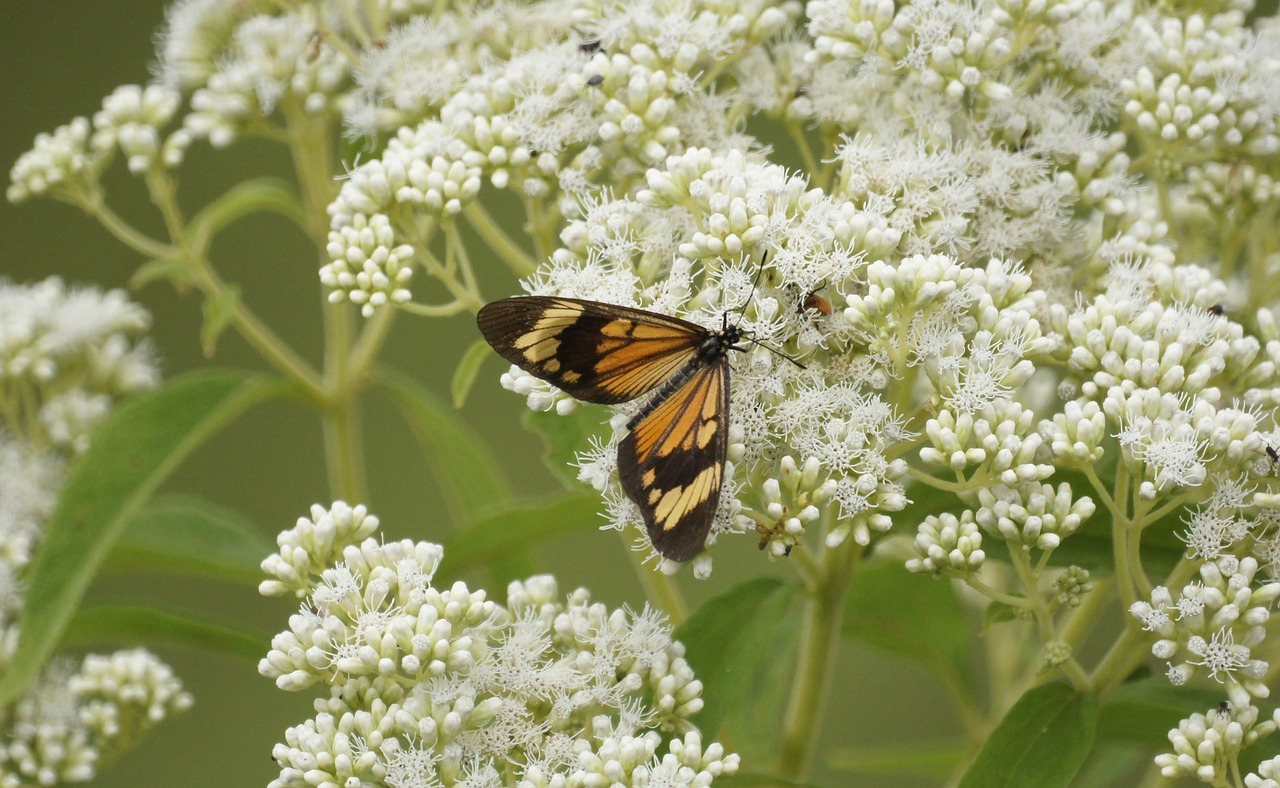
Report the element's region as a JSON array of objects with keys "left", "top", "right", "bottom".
[
  {"left": 478, "top": 296, "right": 748, "bottom": 562},
  {"left": 586, "top": 74, "right": 604, "bottom": 87},
  {"left": 755, "top": 518, "right": 793, "bottom": 556},
  {"left": 1208, "top": 304, "right": 1226, "bottom": 316},
  {"left": 1217, "top": 700, "right": 1232, "bottom": 719},
  {"left": 803, "top": 291, "right": 832, "bottom": 316}
]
